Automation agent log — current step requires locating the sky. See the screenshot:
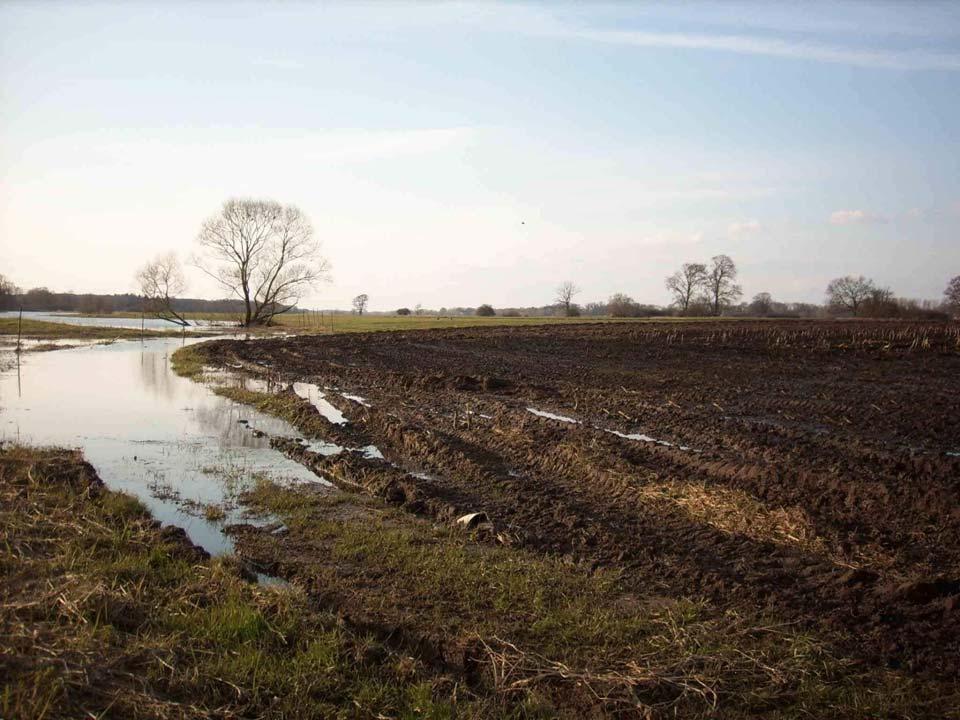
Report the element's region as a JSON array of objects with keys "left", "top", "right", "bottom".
[{"left": 1, "top": 1, "right": 959, "bottom": 310}]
